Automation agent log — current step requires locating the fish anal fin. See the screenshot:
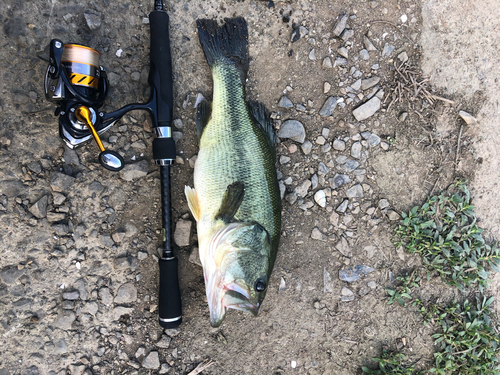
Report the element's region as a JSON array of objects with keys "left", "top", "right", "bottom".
[
  {"left": 195, "top": 99, "right": 212, "bottom": 140},
  {"left": 215, "top": 182, "right": 245, "bottom": 223},
  {"left": 185, "top": 186, "right": 201, "bottom": 222}
]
